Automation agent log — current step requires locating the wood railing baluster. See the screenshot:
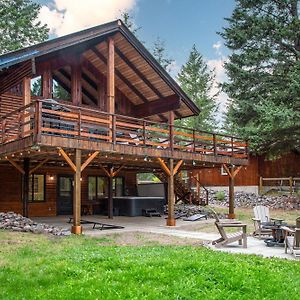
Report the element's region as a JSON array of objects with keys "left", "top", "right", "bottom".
[
  {"left": 112, "top": 115, "right": 116, "bottom": 145},
  {"left": 231, "top": 137, "right": 234, "bottom": 157},
  {"left": 35, "top": 101, "right": 42, "bottom": 143},
  {"left": 143, "top": 120, "right": 146, "bottom": 146},
  {"left": 213, "top": 134, "right": 217, "bottom": 156},
  {"left": 78, "top": 109, "right": 81, "bottom": 137}
]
